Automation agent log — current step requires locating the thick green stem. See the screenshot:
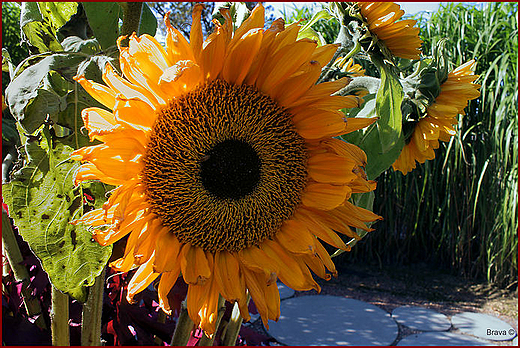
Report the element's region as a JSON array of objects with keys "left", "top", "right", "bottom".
[
  {"left": 170, "top": 300, "right": 195, "bottom": 346},
  {"left": 199, "top": 296, "right": 226, "bottom": 346},
  {"left": 51, "top": 286, "right": 70, "bottom": 346},
  {"left": 80, "top": 268, "right": 106, "bottom": 346},
  {"left": 221, "top": 298, "right": 249, "bottom": 346},
  {"left": 120, "top": 2, "right": 143, "bottom": 37},
  {"left": 2, "top": 210, "right": 47, "bottom": 330}
]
